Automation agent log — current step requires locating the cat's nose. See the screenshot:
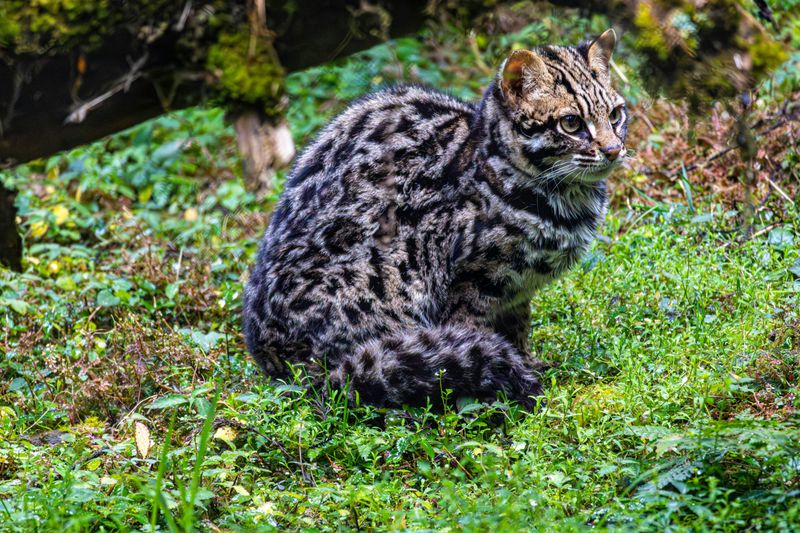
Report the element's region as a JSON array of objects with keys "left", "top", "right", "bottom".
[{"left": 601, "top": 145, "right": 622, "bottom": 161}]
